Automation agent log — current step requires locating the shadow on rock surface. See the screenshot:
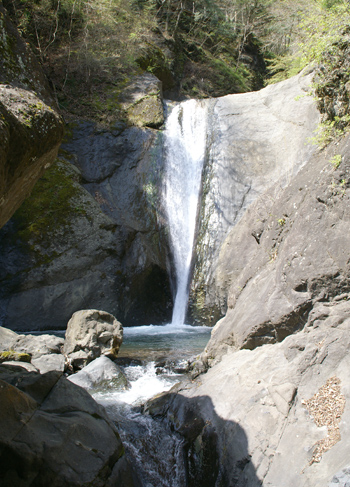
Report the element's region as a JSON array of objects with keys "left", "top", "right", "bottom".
[{"left": 145, "top": 391, "right": 262, "bottom": 487}]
